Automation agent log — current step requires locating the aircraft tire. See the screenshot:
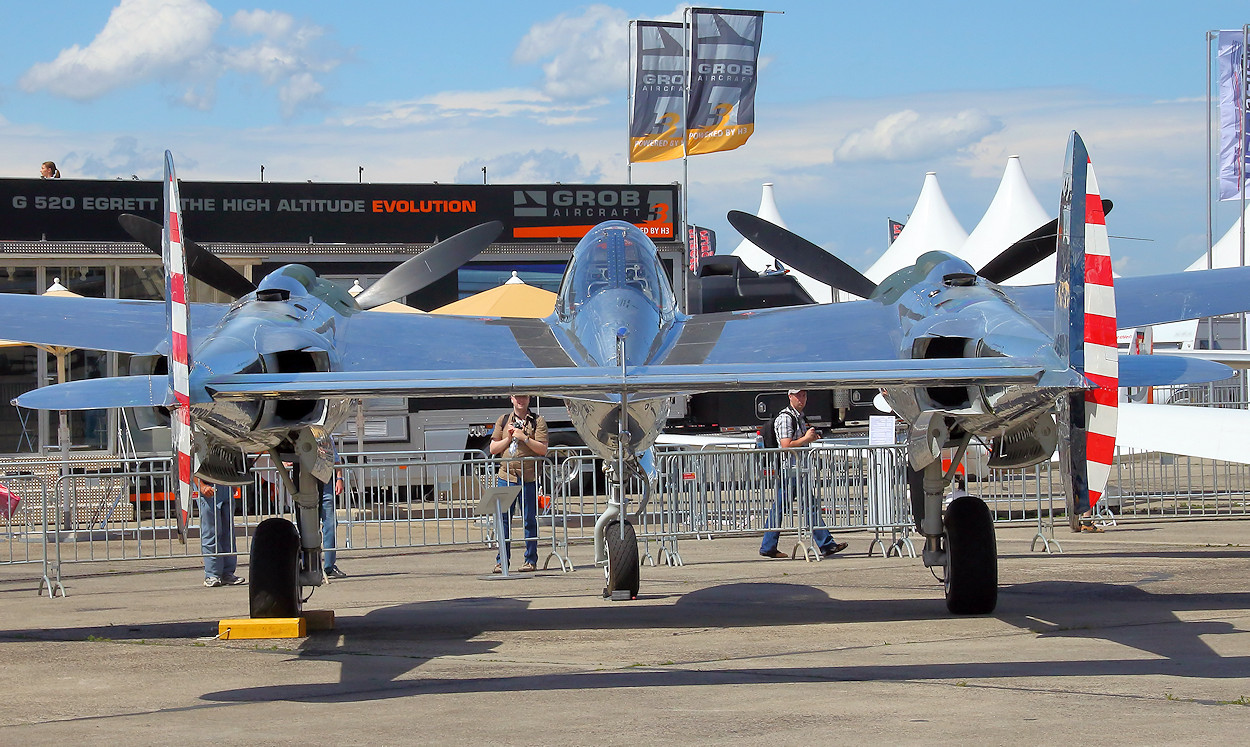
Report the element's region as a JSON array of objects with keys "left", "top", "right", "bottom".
[
  {"left": 943, "top": 494, "right": 997, "bottom": 615},
  {"left": 602, "top": 519, "right": 640, "bottom": 599},
  {"left": 249, "top": 517, "right": 301, "bottom": 618}
]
